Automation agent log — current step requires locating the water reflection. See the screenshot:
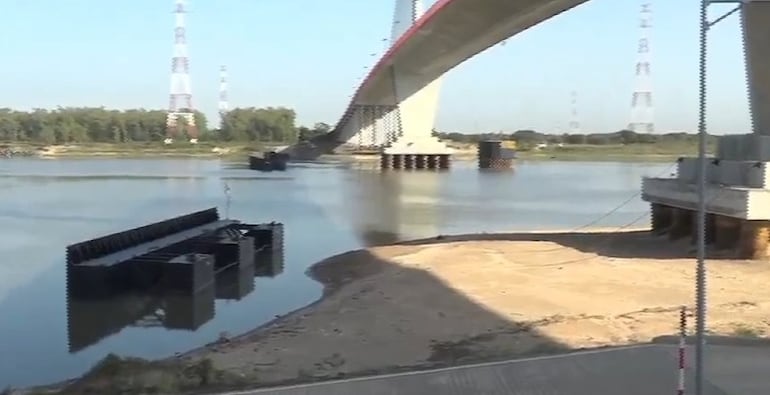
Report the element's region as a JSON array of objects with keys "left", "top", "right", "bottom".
[
  {"left": 0, "top": 158, "right": 671, "bottom": 387},
  {"left": 66, "top": 251, "right": 283, "bottom": 353},
  {"left": 348, "top": 169, "right": 444, "bottom": 246}
]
